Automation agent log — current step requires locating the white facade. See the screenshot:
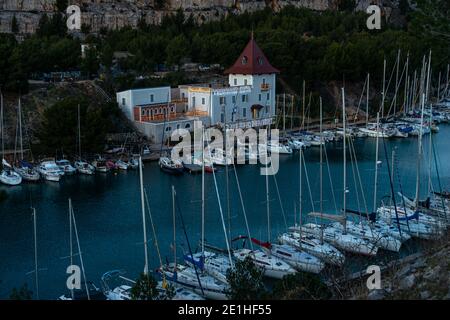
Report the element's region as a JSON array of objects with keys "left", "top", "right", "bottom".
[{"left": 116, "top": 87, "right": 171, "bottom": 120}]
